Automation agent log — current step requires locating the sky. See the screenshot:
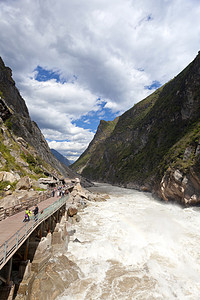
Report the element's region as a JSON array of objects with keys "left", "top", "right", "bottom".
[{"left": 0, "top": 0, "right": 200, "bottom": 162}]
